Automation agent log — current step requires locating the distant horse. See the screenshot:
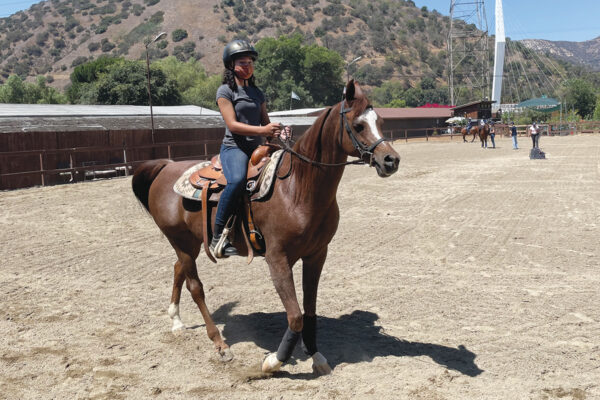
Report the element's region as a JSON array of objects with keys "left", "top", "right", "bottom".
[
  {"left": 461, "top": 124, "right": 490, "bottom": 147},
  {"left": 461, "top": 126, "right": 477, "bottom": 143},
  {"left": 131, "top": 80, "right": 400, "bottom": 376},
  {"left": 477, "top": 123, "right": 490, "bottom": 148}
]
